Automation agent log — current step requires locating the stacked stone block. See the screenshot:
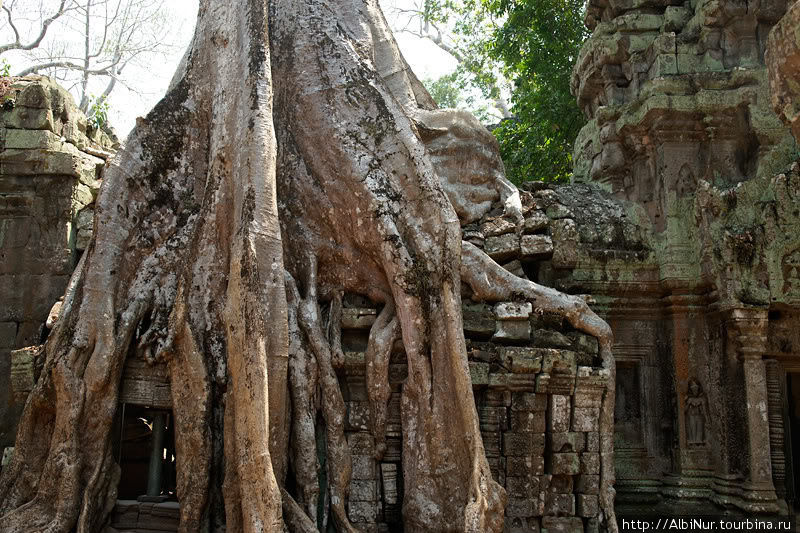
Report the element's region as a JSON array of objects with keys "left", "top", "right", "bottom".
[
  {"left": 0, "top": 76, "right": 114, "bottom": 447},
  {"left": 334, "top": 194, "right": 610, "bottom": 532}
]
